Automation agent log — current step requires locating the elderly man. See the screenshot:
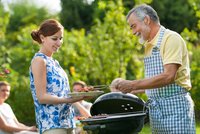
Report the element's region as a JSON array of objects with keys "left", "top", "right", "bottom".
[{"left": 111, "top": 4, "right": 196, "bottom": 134}]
